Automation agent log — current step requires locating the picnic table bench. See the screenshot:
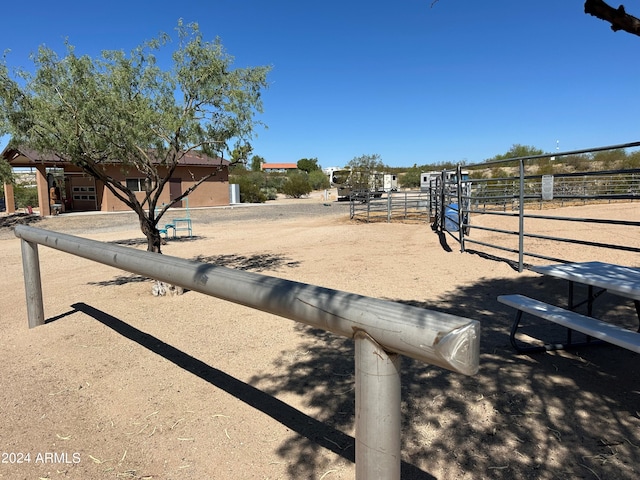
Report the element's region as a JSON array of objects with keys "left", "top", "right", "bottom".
[
  {"left": 499, "top": 261, "right": 640, "bottom": 354},
  {"left": 498, "top": 294, "right": 640, "bottom": 353}
]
